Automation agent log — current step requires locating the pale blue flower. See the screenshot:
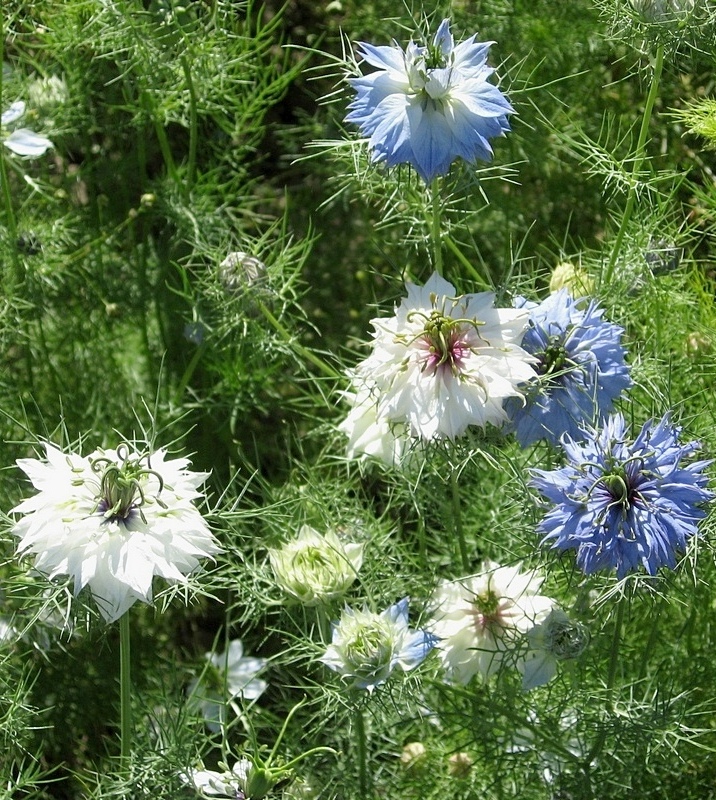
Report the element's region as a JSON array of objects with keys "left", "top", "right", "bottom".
[
  {"left": 531, "top": 414, "right": 713, "bottom": 578},
  {"left": 504, "top": 290, "right": 631, "bottom": 447},
  {"left": 320, "top": 597, "right": 438, "bottom": 692},
  {"left": 346, "top": 19, "right": 513, "bottom": 183}
]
